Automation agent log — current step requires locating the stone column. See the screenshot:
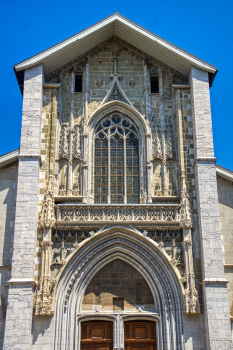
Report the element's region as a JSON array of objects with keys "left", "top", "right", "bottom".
[
  {"left": 3, "top": 65, "right": 44, "bottom": 350},
  {"left": 146, "top": 133, "right": 152, "bottom": 203},
  {"left": 190, "top": 66, "right": 232, "bottom": 349}
]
